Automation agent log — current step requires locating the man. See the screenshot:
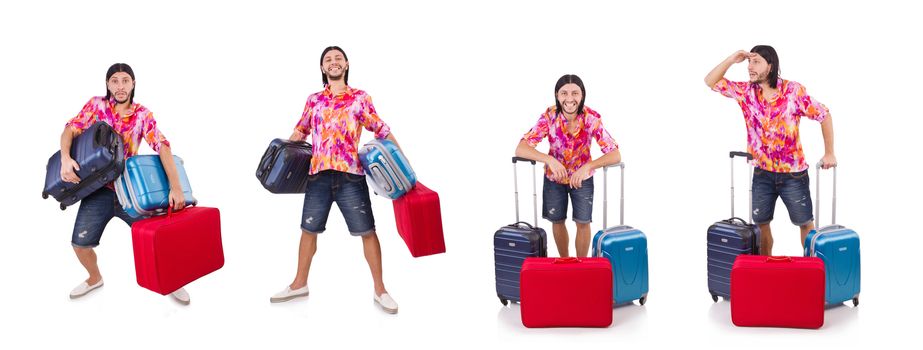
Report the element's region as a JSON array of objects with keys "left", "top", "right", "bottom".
[
  {"left": 61, "top": 63, "right": 189, "bottom": 304},
  {"left": 270, "top": 46, "right": 401, "bottom": 314},
  {"left": 705, "top": 45, "right": 837, "bottom": 255},
  {"left": 515, "top": 74, "right": 621, "bottom": 258}
]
